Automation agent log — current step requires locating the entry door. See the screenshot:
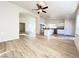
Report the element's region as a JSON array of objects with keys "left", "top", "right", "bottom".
[{"left": 20, "top": 23, "right": 25, "bottom": 33}]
